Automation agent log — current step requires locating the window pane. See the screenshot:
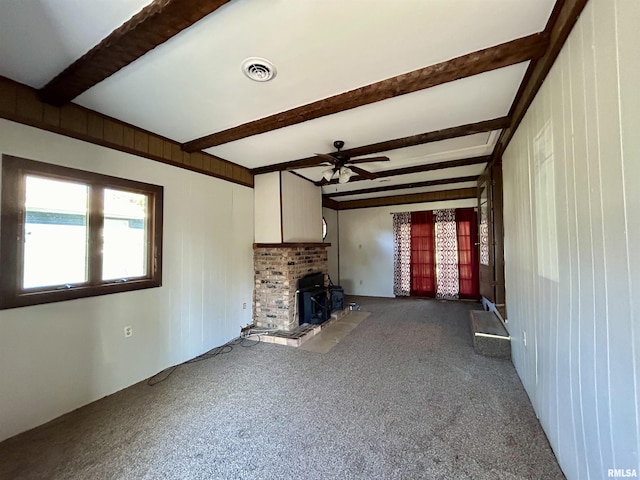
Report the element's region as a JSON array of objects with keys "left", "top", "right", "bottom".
[
  {"left": 23, "top": 176, "right": 88, "bottom": 288},
  {"left": 102, "top": 189, "right": 148, "bottom": 281}
]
